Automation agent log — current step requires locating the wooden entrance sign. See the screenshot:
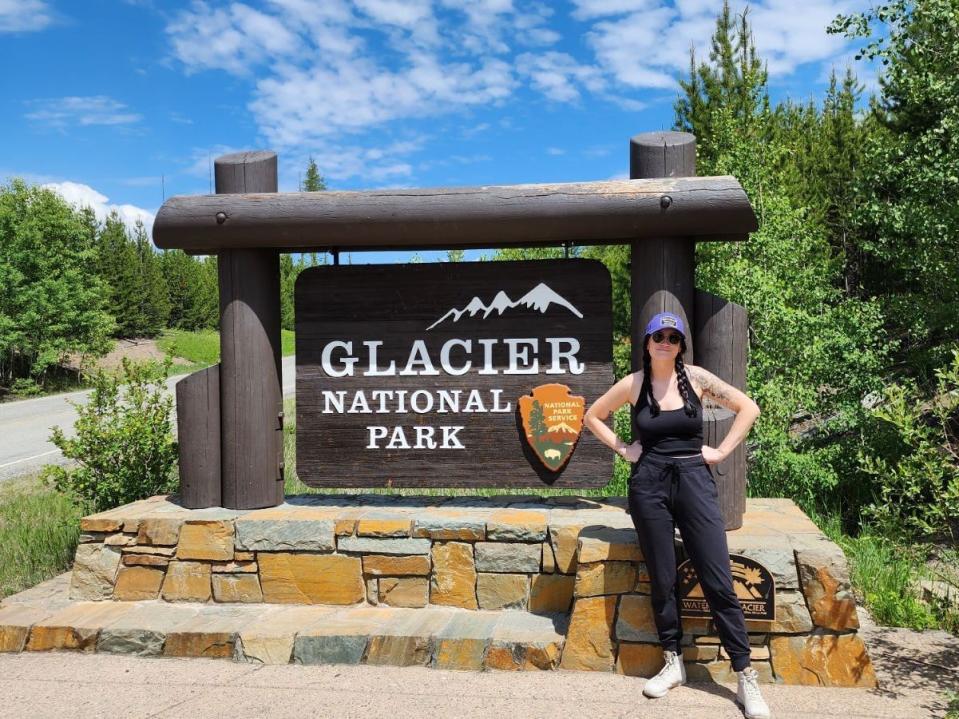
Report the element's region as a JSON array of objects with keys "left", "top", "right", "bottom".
[{"left": 295, "top": 259, "right": 614, "bottom": 488}]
